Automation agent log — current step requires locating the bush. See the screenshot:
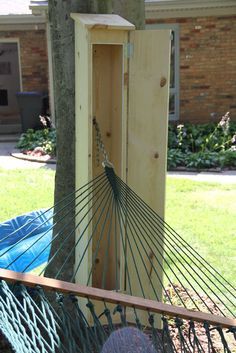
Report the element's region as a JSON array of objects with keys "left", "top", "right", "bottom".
[
  {"left": 17, "top": 128, "right": 56, "bottom": 156},
  {"left": 219, "top": 149, "right": 236, "bottom": 168},
  {"left": 167, "top": 149, "right": 186, "bottom": 169},
  {"left": 185, "top": 151, "right": 220, "bottom": 169},
  {"left": 168, "top": 113, "right": 236, "bottom": 170}
]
